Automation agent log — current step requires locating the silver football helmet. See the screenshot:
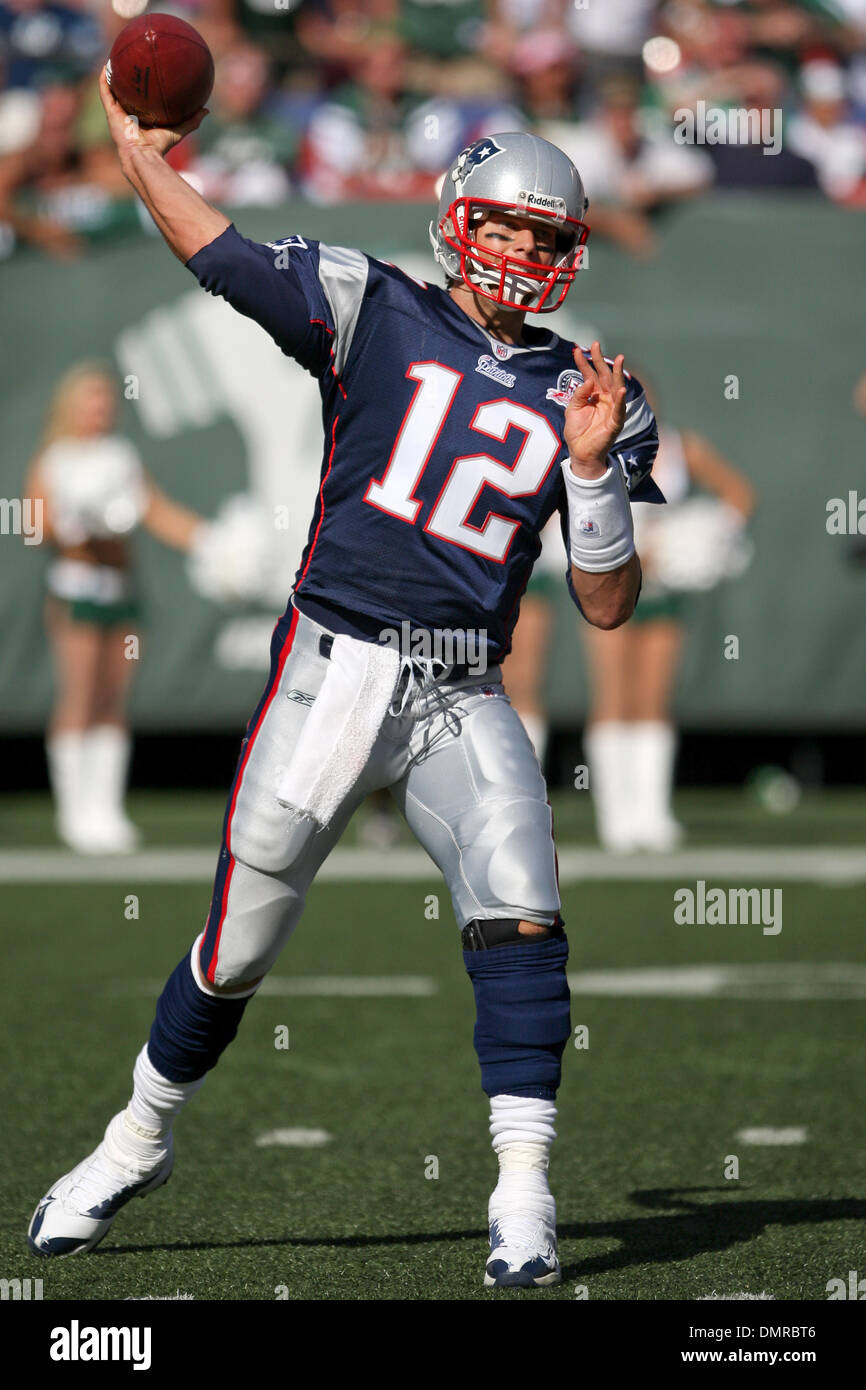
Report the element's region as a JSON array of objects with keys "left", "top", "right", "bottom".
[{"left": 430, "top": 132, "right": 590, "bottom": 314}]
